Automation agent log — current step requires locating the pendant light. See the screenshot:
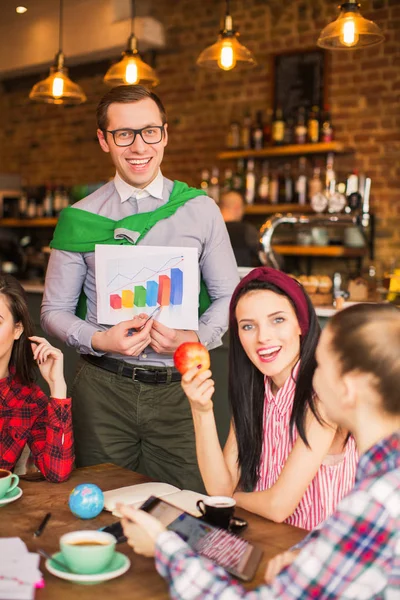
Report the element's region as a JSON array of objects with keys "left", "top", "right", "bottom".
[
  {"left": 197, "top": 0, "right": 256, "bottom": 71},
  {"left": 29, "top": 0, "right": 86, "bottom": 105},
  {"left": 317, "top": 0, "right": 384, "bottom": 49},
  {"left": 104, "top": 0, "right": 159, "bottom": 88}
]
